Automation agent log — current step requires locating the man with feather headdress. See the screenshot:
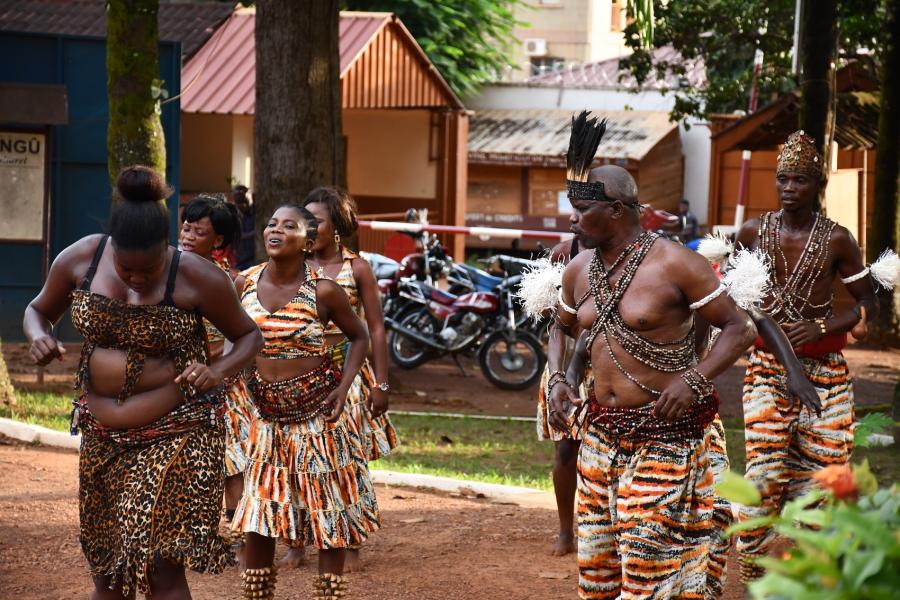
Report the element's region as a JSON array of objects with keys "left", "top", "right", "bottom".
[{"left": 551, "top": 112, "right": 756, "bottom": 599}]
